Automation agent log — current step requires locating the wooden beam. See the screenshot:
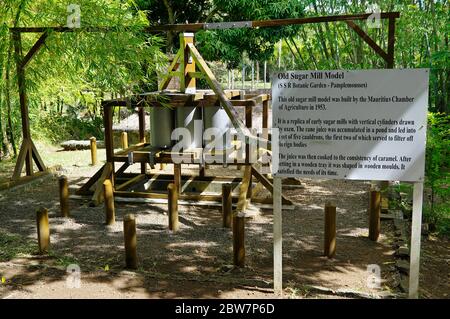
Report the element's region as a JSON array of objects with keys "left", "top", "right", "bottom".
[
  {"left": 180, "top": 33, "right": 196, "bottom": 92},
  {"left": 91, "top": 163, "right": 113, "bottom": 206},
  {"left": 115, "top": 174, "right": 146, "bottom": 191},
  {"left": 12, "top": 139, "right": 30, "bottom": 180},
  {"left": 159, "top": 49, "right": 182, "bottom": 91},
  {"left": 10, "top": 12, "right": 400, "bottom": 33},
  {"left": 76, "top": 164, "right": 106, "bottom": 195},
  {"left": 12, "top": 31, "right": 33, "bottom": 176},
  {"left": 20, "top": 31, "right": 49, "bottom": 69},
  {"left": 30, "top": 140, "right": 46, "bottom": 171},
  {"left": 345, "top": 20, "right": 389, "bottom": 62},
  {"left": 387, "top": 16, "right": 396, "bottom": 68},
  {"left": 236, "top": 166, "right": 252, "bottom": 212}
]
